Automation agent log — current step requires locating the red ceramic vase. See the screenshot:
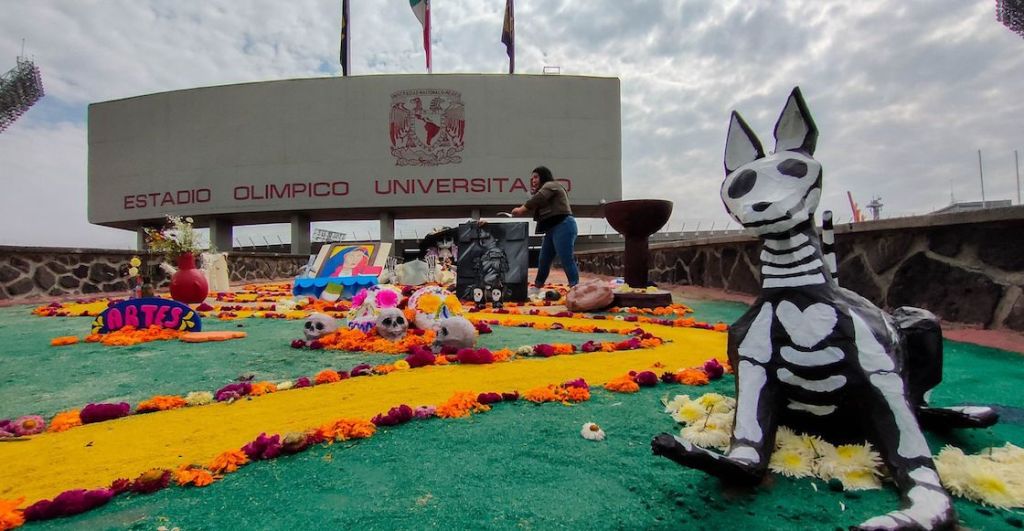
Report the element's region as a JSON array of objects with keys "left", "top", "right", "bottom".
[{"left": 169, "top": 253, "right": 209, "bottom": 304}]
